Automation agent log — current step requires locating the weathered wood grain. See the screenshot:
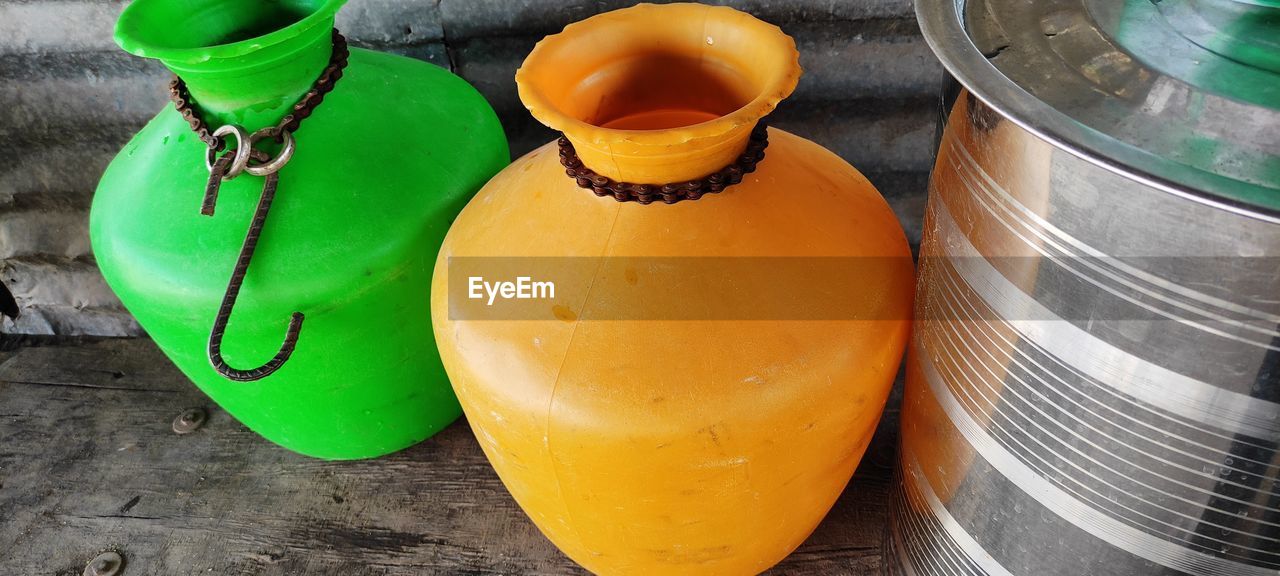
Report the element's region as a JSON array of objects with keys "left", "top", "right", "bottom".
[{"left": 0, "top": 339, "right": 896, "bottom": 575}]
